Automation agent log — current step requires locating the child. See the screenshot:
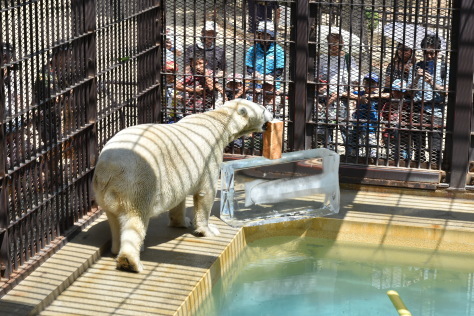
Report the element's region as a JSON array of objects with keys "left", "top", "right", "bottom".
[
  {"left": 256, "top": 75, "right": 282, "bottom": 117},
  {"left": 380, "top": 79, "right": 411, "bottom": 161},
  {"left": 347, "top": 72, "right": 381, "bottom": 159},
  {"left": 165, "top": 27, "right": 183, "bottom": 63},
  {"left": 225, "top": 73, "right": 245, "bottom": 100},
  {"left": 176, "top": 51, "right": 226, "bottom": 112},
  {"left": 164, "top": 61, "right": 184, "bottom": 123},
  {"left": 224, "top": 73, "right": 246, "bottom": 149}
]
